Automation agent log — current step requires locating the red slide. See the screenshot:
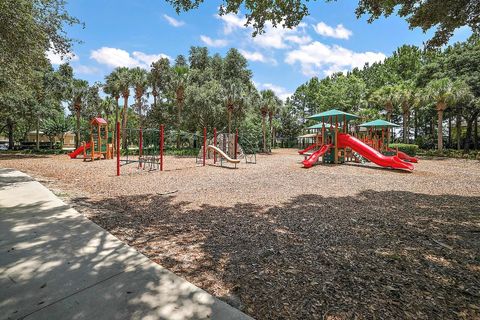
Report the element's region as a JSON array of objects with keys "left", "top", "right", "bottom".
[
  {"left": 68, "top": 142, "right": 91, "bottom": 159},
  {"left": 298, "top": 144, "right": 317, "bottom": 155},
  {"left": 388, "top": 148, "right": 418, "bottom": 163},
  {"left": 302, "top": 144, "right": 331, "bottom": 168},
  {"left": 337, "top": 134, "right": 414, "bottom": 171}
]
